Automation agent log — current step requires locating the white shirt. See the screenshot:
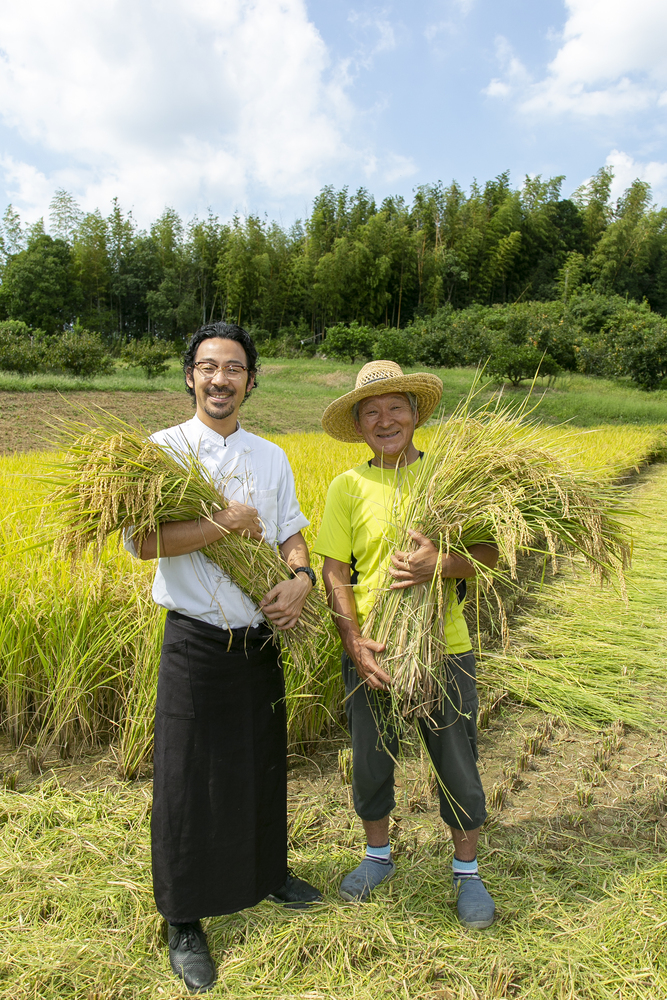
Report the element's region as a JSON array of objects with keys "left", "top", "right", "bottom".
[{"left": 124, "top": 414, "right": 309, "bottom": 629}]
